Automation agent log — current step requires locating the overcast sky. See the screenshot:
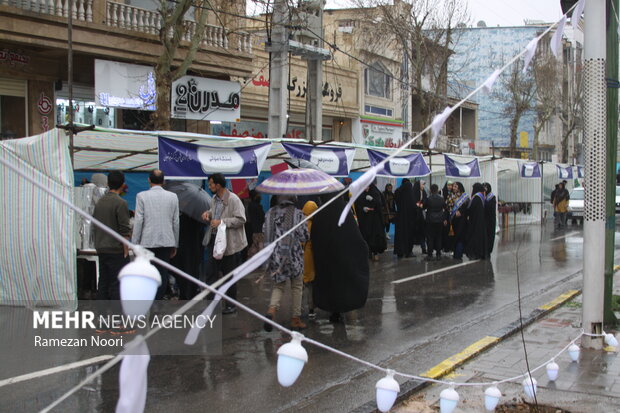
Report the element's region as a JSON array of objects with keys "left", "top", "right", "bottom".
[{"left": 324, "top": 0, "right": 564, "bottom": 27}]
